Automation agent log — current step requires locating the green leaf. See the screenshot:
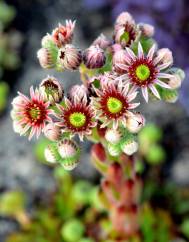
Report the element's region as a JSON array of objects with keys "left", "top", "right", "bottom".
[{"left": 0, "top": 191, "right": 26, "bottom": 217}]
